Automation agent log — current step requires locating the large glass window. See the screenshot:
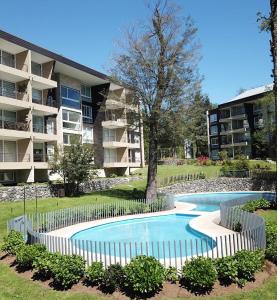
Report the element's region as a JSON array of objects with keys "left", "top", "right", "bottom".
[
  {"left": 0, "top": 171, "right": 15, "bottom": 183},
  {"left": 31, "top": 61, "right": 42, "bottom": 76},
  {"left": 104, "top": 149, "right": 117, "bottom": 163},
  {"left": 103, "top": 129, "right": 116, "bottom": 142},
  {"left": 210, "top": 125, "right": 218, "bottom": 135},
  {"left": 0, "top": 50, "right": 15, "bottom": 68},
  {"left": 61, "top": 86, "right": 81, "bottom": 109},
  {"left": 33, "top": 115, "right": 44, "bottom": 133},
  {"left": 211, "top": 137, "right": 218, "bottom": 145},
  {"left": 63, "top": 133, "right": 81, "bottom": 145},
  {"left": 32, "top": 88, "right": 43, "bottom": 104},
  {"left": 62, "top": 109, "right": 81, "bottom": 131},
  {"left": 210, "top": 114, "right": 217, "bottom": 123},
  {"left": 0, "top": 140, "right": 16, "bottom": 162},
  {"left": 81, "top": 85, "right": 91, "bottom": 102},
  {"left": 0, "top": 80, "right": 16, "bottom": 98},
  {"left": 83, "top": 126, "right": 93, "bottom": 144},
  {"left": 82, "top": 105, "right": 93, "bottom": 123}
]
